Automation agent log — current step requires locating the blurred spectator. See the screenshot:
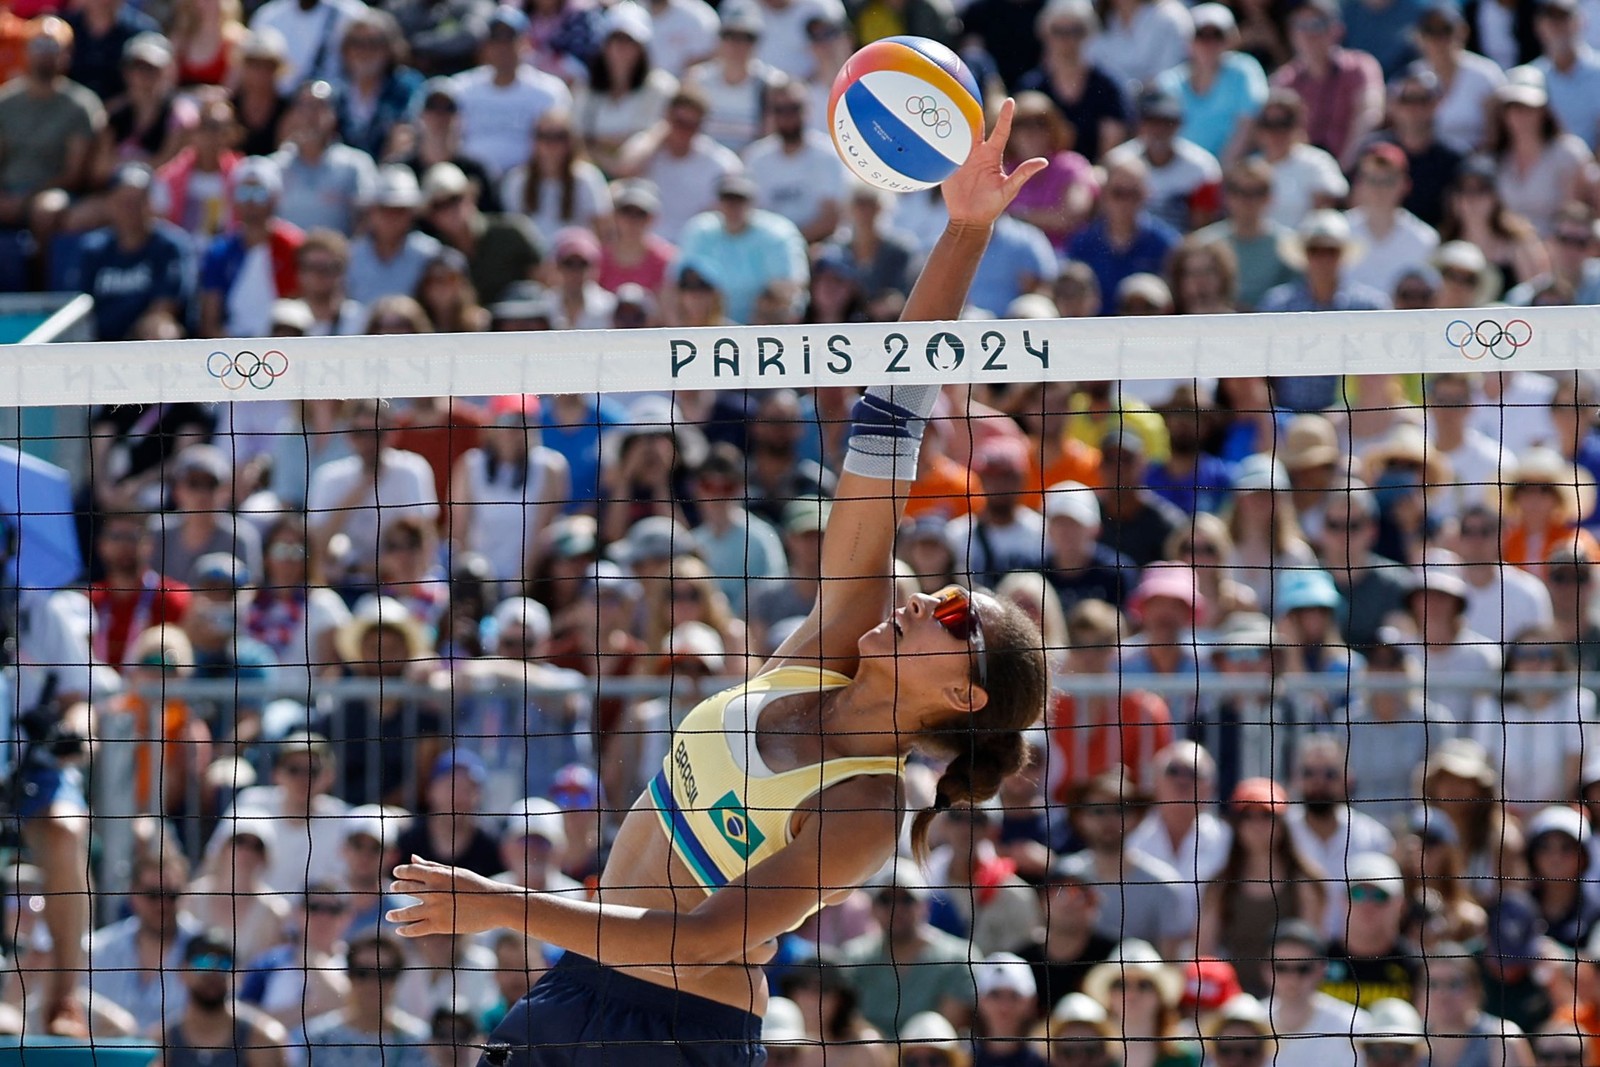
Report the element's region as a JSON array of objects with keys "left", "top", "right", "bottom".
[
  {"left": 1224, "top": 454, "right": 1314, "bottom": 613},
  {"left": 1343, "top": 632, "right": 1455, "bottom": 826},
  {"left": 1114, "top": 271, "right": 1172, "bottom": 314},
  {"left": 1317, "top": 481, "right": 1409, "bottom": 650},
  {"left": 1500, "top": 448, "right": 1600, "bottom": 570},
  {"left": 823, "top": 184, "right": 917, "bottom": 300},
  {"left": 1396, "top": 804, "right": 1487, "bottom": 949},
  {"left": 678, "top": 171, "right": 806, "bottom": 324},
  {"left": 502, "top": 107, "right": 612, "bottom": 238},
  {"left": 412, "top": 247, "right": 489, "bottom": 331},
  {"left": 0, "top": 18, "right": 103, "bottom": 238},
  {"left": 1128, "top": 741, "right": 1229, "bottom": 883},
  {"left": 76, "top": 162, "right": 191, "bottom": 341},
  {"left": 1285, "top": 733, "right": 1396, "bottom": 940},
  {"left": 1081, "top": 941, "right": 1197, "bottom": 1067},
  {"left": 1249, "top": 90, "right": 1347, "bottom": 230},
  {"left": 1192, "top": 158, "right": 1296, "bottom": 310},
  {"left": 574, "top": 6, "right": 675, "bottom": 174},
  {"left": 1474, "top": 369, "right": 1560, "bottom": 460},
  {"left": 1165, "top": 237, "right": 1239, "bottom": 316},
  {"left": 898, "top": 514, "right": 960, "bottom": 597},
  {"left": 1341, "top": 143, "right": 1439, "bottom": 296},
  {"left": 1410, "top": 5, "right": 1504, "bottom": 156},
  {"left": 1274, "top": 568, "right": 1361, "bottom": 710},
  {"left": 642, "top": 0, "right": 716, "bottom": 77},
  {"left": 1267, "top": 0, "right": 1383, "bottom": 169},
  {"left": 1068, "top": 769, "right": 1195, "bottom": 958},
  {"left": 775, "top": 961, "right": 887, "bottom": 1063},
  {"left": 1548, "top": 544, "right": 1600, "bottom": 671},
  {"left": 1321, "top": 853, "right": 1423, "bottom": 1009},
  {"left": 164, "top": 929, "right": 289, "bottom": 1065},
  {"left": 101, "top": 33, "right": 195, "bottom": 182},
  {"left": 1531, "top": 1028, "right": 1587, "bottom": 1067},
  {"left": 743, "top": 79, "right": 843, "bottom": 243},
  {"left": 1001, "top": 91, "right": 1096, "bottom": 253},
  {"left": 1014, "top": 0, "right": 1130, "bottom": 164},
  {"left": 949, "top": 438, "right": 1047, "bottom": 588},
  {"left": 1155, "top": 3, "right": 1266, "bottom": 161},
  {"left": 332, "top": 10, "right": 419, "bottom": 159},
  {"left": 340, "top": 805, "right": 407, "bottom": 937},
  {"left": 316, "top": 598, "right": 443, "bottom": 808},
  {"left": 306, "top": 398, "right": 439, "bottom": 583},
  {"left": 1190, "top": 613, "right": 1301, "bottom": 792},
  {"left": 186, "top": 816, "right": 291, "bottom": 962},
  {"left": 971, "top": 953, "right": 1045, "bottom": 1067},
  {"left": 929, "top": 804, "right": 1042, "bottom": 955},
  {"left": 89, "top": 508, "right": 190, "bottom": 668},
  {"left": 895, "top": 1012, "right": 967, "bottom": 1067},
  {"left": 393, "top": 749, "right": 503, "bottom": 875},
  {"left": 272, "top": 78, "right": 380, "bottom": 235},
  {"left": 1532, "top": 0, "right": 1600, "bottom": 151},
  {"left": 1467, "top": 627, "right": 1592, "bottom": 818},
  {"left": 1368, "top": 69, "right": 1463, "bottom": 230},
  {"left": 1452, "top": 503, "right": 1555, "bottom": 643},
  {"left": 549, "top": 225, "right": 616, "bottom": 327},
  {"left": 1261, "top": 920, "right": 1370, "bottom": 1067},
  {"left": 646, "top": 554, "right": 749, "bottom": 658},
  {"left": 1352, "top": 1000, "right": 1427, "bottom": 1067},
  {"left": 395, "top": 78, "right": 497, "bottom": 210},
  {"left": 745, "top": 390, "right": 835, "bottom": 521},
  {"left": 968, "top": 213, "right": 1059, "bottom": 315},
  {"left": 395, "top": 930, "right": 499, "bottom": 1036},
  {"left": 616, "top": 87, "right": 739, "bottom": 242},
  {"left": 1489, "top": 77, "right": 1592, "bottom": 237},
  {"left": 1167, "top": 515, "right": 1256, "bottom": 622},
  {"left": 422, "top": 162, "right": 545, "bottom": 306},
  {"left": 596, "top": 177, "right": 674, "bottom": 293},
  {"left": 1122, "top": 565, "right": 1208, "bottom": 721},
  {"left": 1198, "top": 779, "right": 1324, "bottom": 997},
  {"left": 86, "top": 850, "right": 198, "bottom": 1032},
  {"left": 1047, "top": 995, "right": 1117, "bottom": 1067},
  {"left": 1524, "top": 806, "right": 1600, "bottom": 950},
  {"left": 152, "top": 444, "right": 264, "bottom": 586},
  {"left": 231, "top": 28, "right": 291, "bottom": 156},
  {"left": 295, "top": 228, "right": 365, "bottom": 334},
  {"left": 1258, "top": 210, "right": 1388, "bottom": 361},
  {"left": 248, "top": 0, "right": 361, "bottom": 91},
  {"left": 1015, "top": 853, "right": 1118, "bottom": 1015},
  {"left": 1106, "top": 88, "right": 1221, "bottom": 233},
  {"left": 156, "top": 93, "right": 242, "bottom": 241},
  {"left": 1416, "top": 947, "right": 1536, "bottom": 1067},
  {"left": 65, "top": 0, "right": 158, "bottom": 104},
  {"left": 1067, "top": 156, "right": 1181, "bottom": 315},
  {"left": 220, "top": 731, "right": 352, "bottom": 890},
  {"left": 300, "top": 933, "right": 433, "bottom": 1066},
  {"left": 495, "top": 796, "right": 585, "bottom": 896},
  {"left": 197, "top": 155, "right": 303, "bottom": 337},
  {"left": 1094, "top": 432, "right": 1184, "bottom": 567},
  {"left": 348, "top": 165, "right": 443, "bottom": 304},
  {"left": 688, "top": 442, "right": 786, "bottom": 611},
  {"left": 238, "top": 882, "right": 354, "bottom": 1029},
  {"left": 840, "top": 864, "right": 978, "bottom": 1037},
  {"left": 449, "top": 393, "right": 569, "bottom": 588},
  {"left": 1047, "top": 599, "right": 1170, "bottom": 802},
  {"left": 681, "top": 4, "right": 776, "bottom": 152},
  {"left": 1042, "top": 482, "right": 1133, "bottom": 612},
  {"left": 1086, "top": 0, "right": 1192, "bottom": 93},
  {"left": 450, "top": 6, "right": 572, "bottom": 180},
  {"left": 1419, "top": 739, "right": 1527, "bottom": 905}
]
